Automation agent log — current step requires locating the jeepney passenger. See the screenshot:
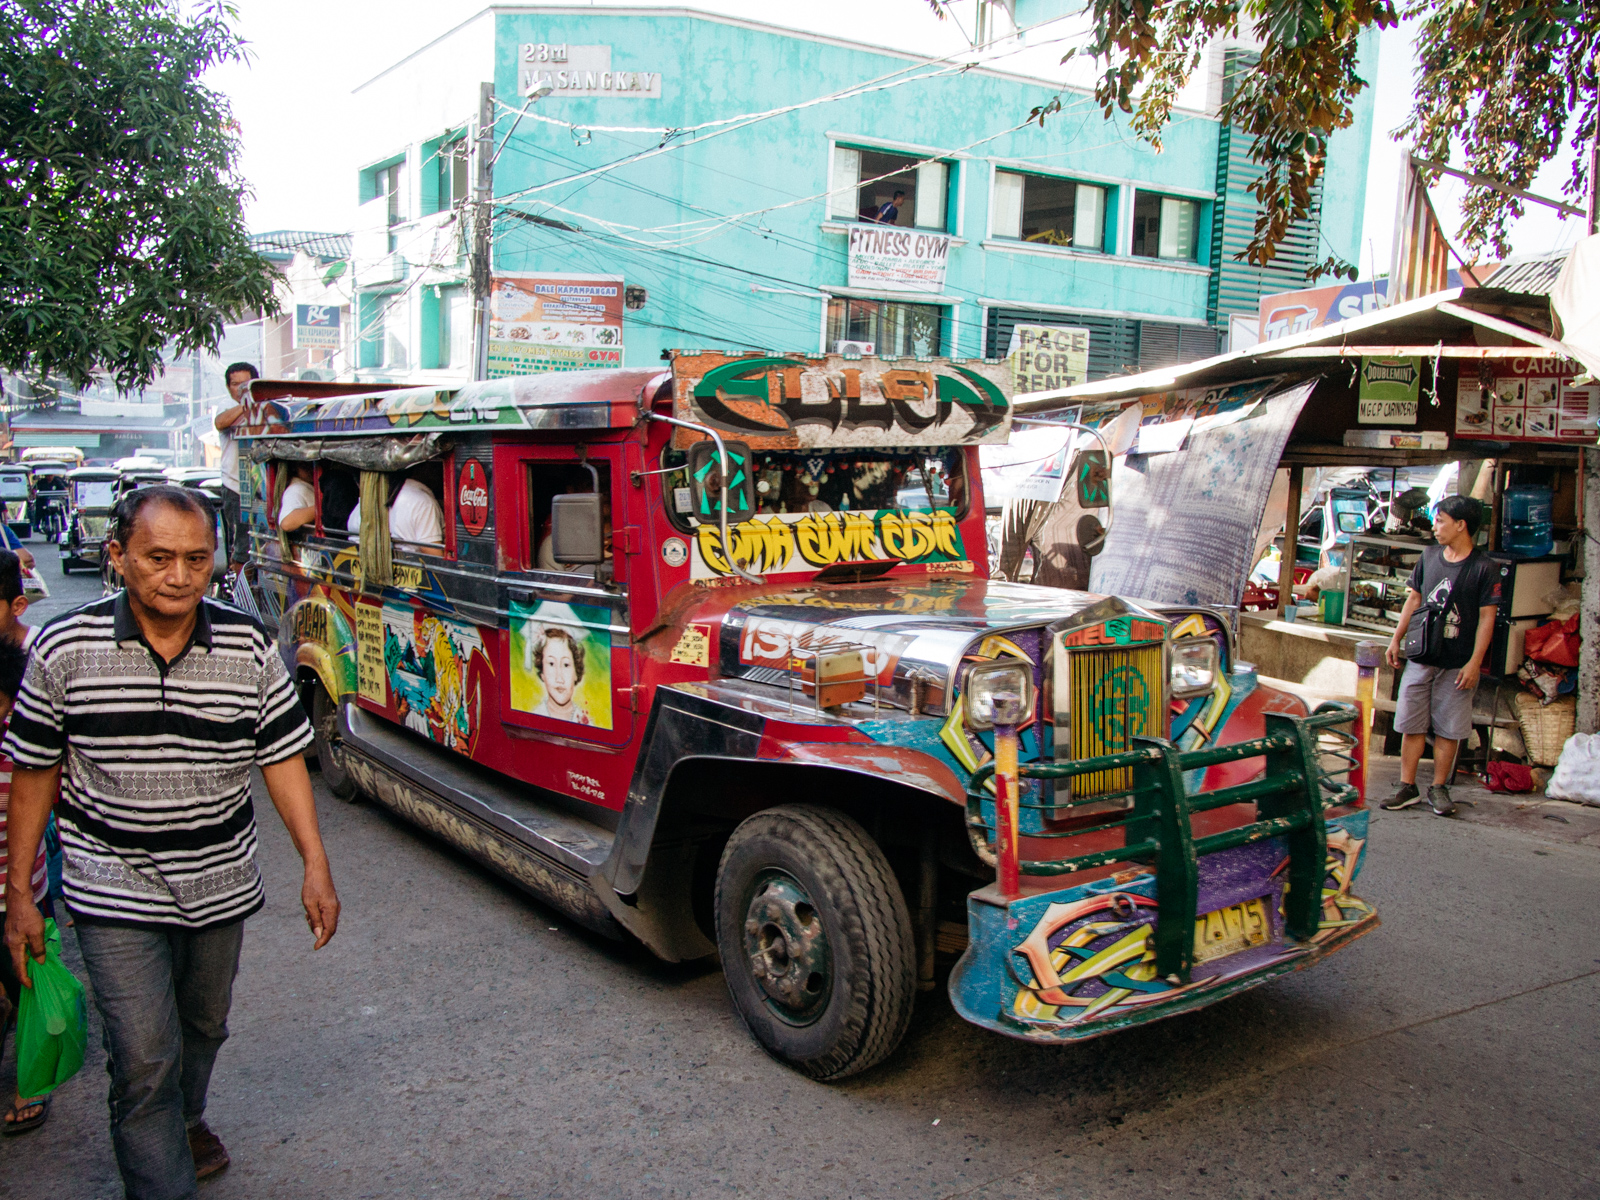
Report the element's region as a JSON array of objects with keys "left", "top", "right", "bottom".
[
  {"left": 346, "top": 471, "right": 445, "bottom": 556},
  {"left": 320, "top": 468, "right": 358, "bottom": 536},
  {"left": 277, "top": 463, "right": 316, "bottom": 533}
]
